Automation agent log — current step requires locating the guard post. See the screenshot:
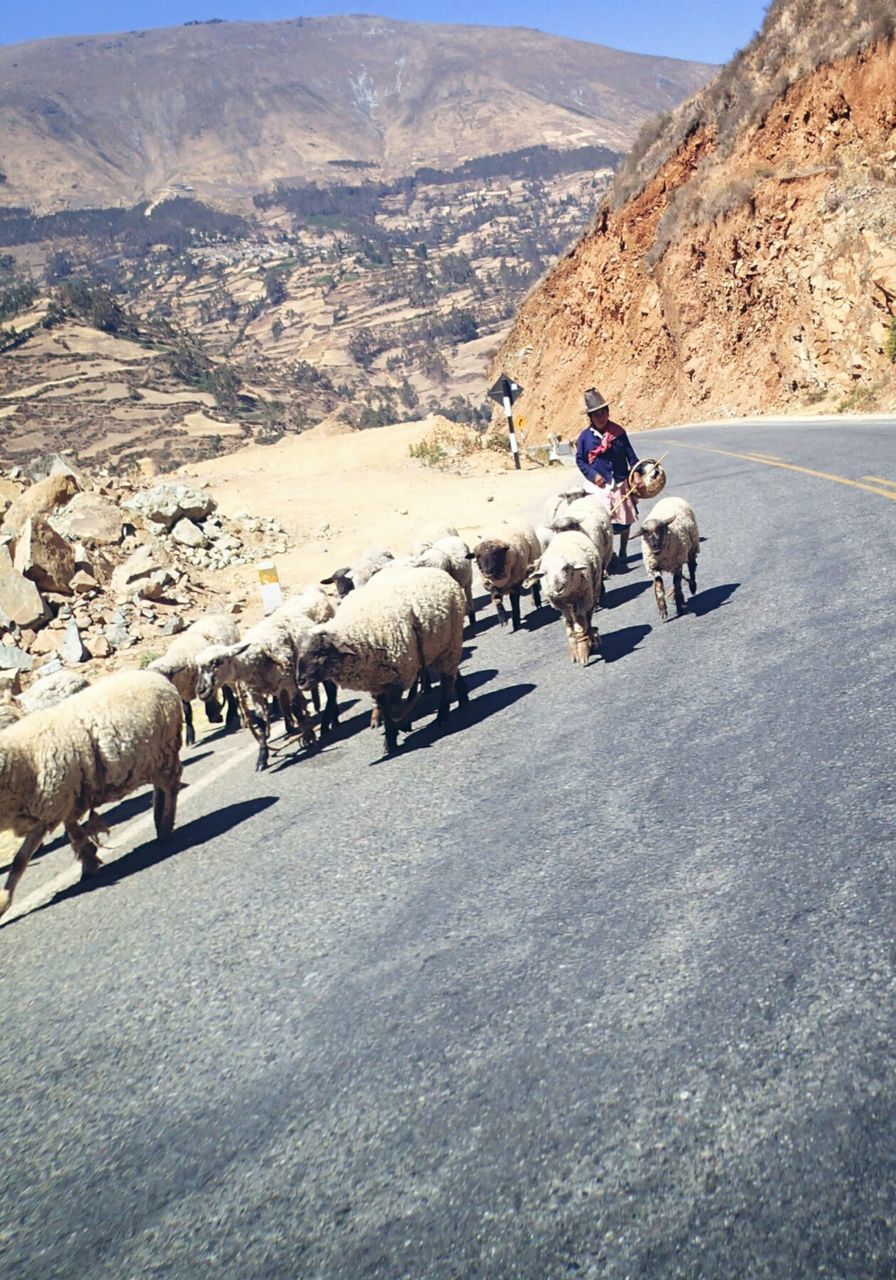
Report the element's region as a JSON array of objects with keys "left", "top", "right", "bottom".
[{"left": 487, "top": 372, "right": 524, "bottom": 471}]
